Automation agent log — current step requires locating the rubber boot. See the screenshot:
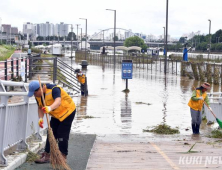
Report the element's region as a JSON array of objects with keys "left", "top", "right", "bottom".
[
  {"left": 192, "top": 124, "right": 196, "bottom": 134},
  {"left": 196, "top": 124, "right": 200, "bottom": 134}
]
